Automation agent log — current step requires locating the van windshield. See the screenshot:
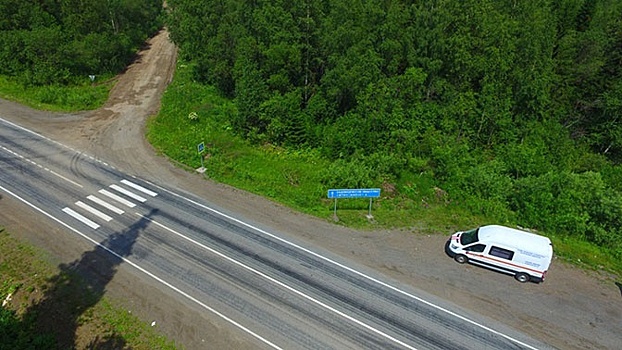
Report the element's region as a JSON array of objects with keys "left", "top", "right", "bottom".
[{"left": 460, "top": 228, "right": 479, "bottom": 245}]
